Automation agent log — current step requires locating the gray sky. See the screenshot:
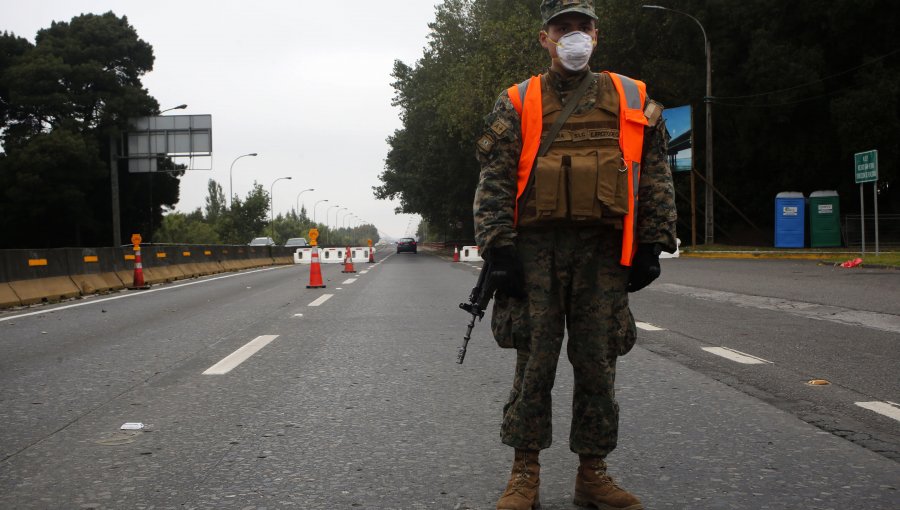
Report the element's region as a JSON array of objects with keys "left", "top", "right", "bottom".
[{"left": 4, "top": 1, "right": 441, "bottom": 240}]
